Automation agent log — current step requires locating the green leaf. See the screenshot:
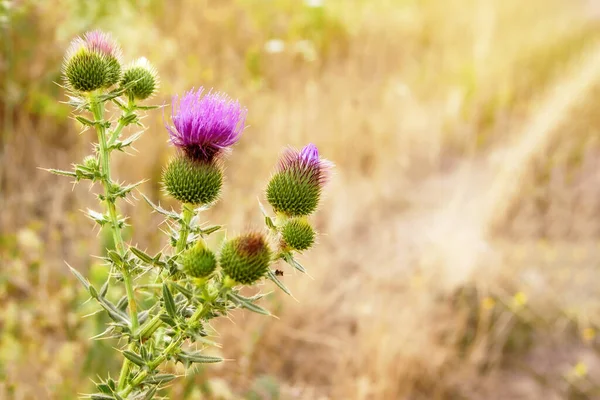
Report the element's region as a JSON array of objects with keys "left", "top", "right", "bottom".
[
  {"left": 265, "top": 216, "right": 276, "bottom": 230},
  {"left": 120, "top": 113, "right": 138, "bottom": 125},
  {"left": 111, "top": 180, "right": 146, "bottom": 198},
  {"left": 143, "top": 374, "right": 177, "bottom": 385},
  {"left": 236, "top": 291, "right": 270, "bottom": 303},
  {"left": 137, "top": 310, "right": 149, "bottom": 325},
  {"left": 112, "top": 98, "right": 128, "bottom": 111},
  {"left": 171, "top": 283, "right": 193, "bottom": 299},
  {"left": 109, "top": 130, "right": 144, "bottom": 151},
  {"left": 267, "top": 270, "right": 292, "bottom": 296},
  {"left": 86, "top": 208, "right": 110, "bottom": 227},
  {"left": 96, "top": 383, "right": 112, "bottom": 394},
  {"left": 142, "top": 387, "right": 157, "bottom": 400},
  {"left": 282, "top": 252, "right": 307, "bottom": 274},
  {"left": 179, "top": 351, "right": 223, "bottom": 364},
  {"left": 135, "top": 104, "right": 163, "bottom": 110},
  {"left": 228, "top": 292, "right": 271, "bottom": 316},
  {"left": 200, "top": 225, "right": 221, "bottom": 235},
  {"left": 141, "top": 194, "right": 180, "bottom": 220},
  {"left": 75, "top": 115, "right": 96, "bottom": 127},
  {"left": 45, "top": 168, "right": 78, "bottom": 178},
  {"left": 122, "top": 350, "right": 146, "bottom": 367},
  {"left": 67, "top": 264, "right": 90, "bottom": 290},
  {"left": 116, "top": 295, "right": 128, "bottom": 311},
  {"left": 97, "top": 296, "right": 130, "bottom": 325},
  {"left": 88, "top": 284, "right": 99, "bottom": 299},
  {"left": 107, "top": 250, "right": 124, "bottom": 265},
  {"left": 99, "top": 281, "right": 109, "bottom": 298},
  {"left": 90, "top": 394, "right": 115, "bottom": 400},
  {"left": 129, "top": 246, "right": 153, "bottom": 263},
  {"left": 159, "top": 313, "right": 177, "bottom": 327},
  {"left": 64, "top": 94, "right": 88, "bottom": 111},
  {"left": 162, "top": 284, "right": 178, "bottom": 319},
  {"left": 137, "top": 314, "right": 164, "bottom": 339},
  {"left": 98, "top": 84, "right": 131, "bottom": 102}
]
